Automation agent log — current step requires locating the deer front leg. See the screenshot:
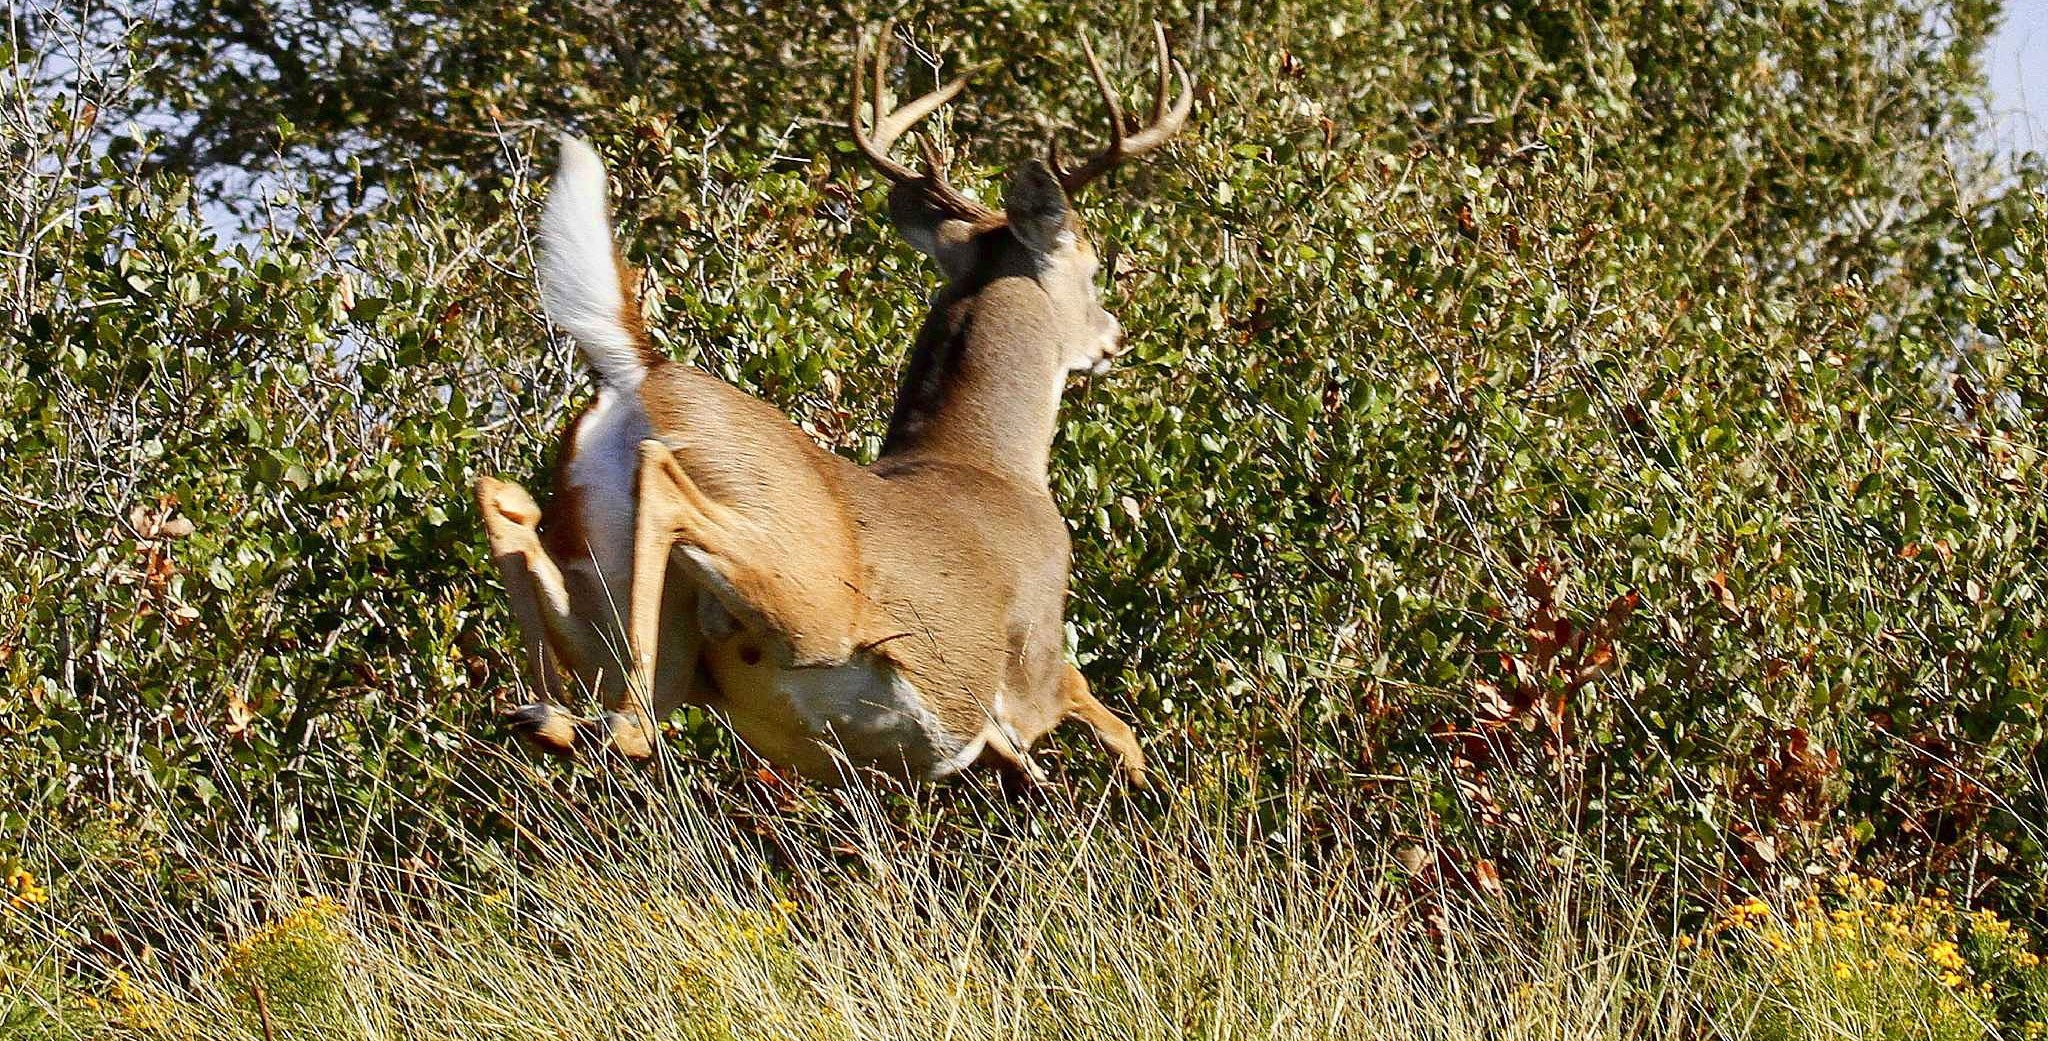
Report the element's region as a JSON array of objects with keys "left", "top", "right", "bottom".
[
  {"left": 475, "top": 476, "right": 584, "bottom": 756},
  {"left": 1060, "top": 665, "right": 1148, "bottom": 787},
  {"left": 975, "top": 725, "right": 1048, "bottom": 794}
]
